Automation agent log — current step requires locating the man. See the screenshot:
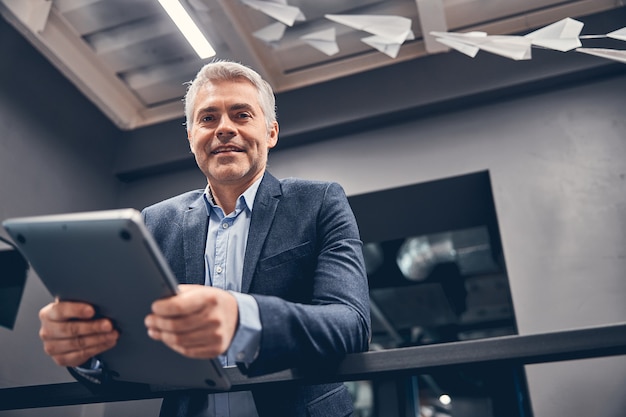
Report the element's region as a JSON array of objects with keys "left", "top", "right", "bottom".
[{"left": 38, "top": 60, "right": 371, "bottom": 416}]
